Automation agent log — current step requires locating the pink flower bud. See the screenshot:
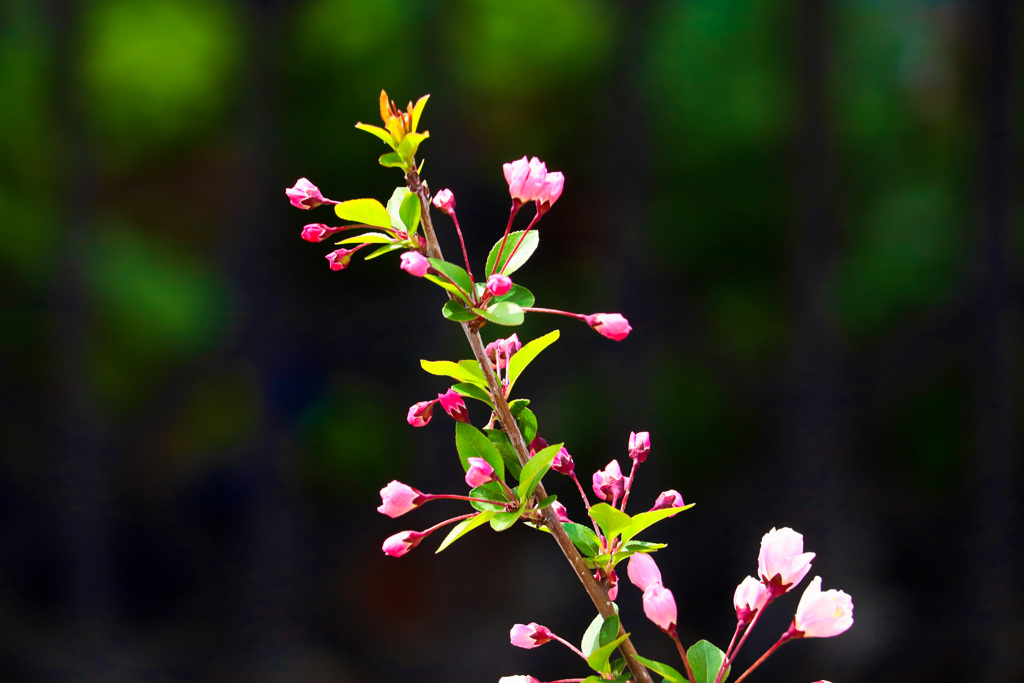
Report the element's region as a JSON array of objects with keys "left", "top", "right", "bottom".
[
  {"left": 793, "top": 576, "right": 854, "bottom": 638},
  {"left": 286, "top": 178, "right": 330, "bottom": 209},
  {"left": 438, "top": 388, "right": 469, "bottom": 423},
  {"left": 592, "top": 459, "right": 624, "bottom": 504},
  {"left": 643, "top": 582, "right": 677, "bottom": 632},
  {"left": 585, "top": 313, "right": 632, "bottom": 341},
  {"left": 528, "top": 434, "right": 548, "bottom": 457},
  {"left": 485, "top": 334, "right": 522, "bottom": 370},
  {"left": 734, "top": 575, "right": 770, "bottom": 624},
  {"left": 509, "top": 622, "right": 554, "bottom": 649},
  {"left": 606, "top": 568, "right": 619, "bottom": 600},
  {"left": 487, "top": 273, "right": 513, "bottom": 297},
  {"left": 551, "top": 446, "right": 574, "bottom": 475},
  {"left": 627, "top": 552, "right": 663, "bottom": 592},
  {"left": 498, "top": 677, "right": 540, "bottom": 683},
  {"left": 650, "top": 490, "right": 685, "bottom": 511},
  {"left": 400, "top": 251, "right": 430, "bottom": 277},
  {"left": 536, "top": 171, "right": 564, "bottom": 208},
  {"left": 382, "top": 530, "right": 426, "bottom": 557},
  {"left": 465, "top": 457, "right": 496, "bottom": 488},
  {"left": 301, "top": 223, "right": 344, "bottom": 242},
  {"left": 406, "top": 400, "right": 436, "bottom": 427},
  {"left": 758, "top": 527, "right": 816, "bottom": 596},
  {"left": 377, "top": 481, "right": 424, "bottom": 518},
  {"left": 628, "top": 431, "right": 650, "bottom": 462},
  {"left": 550, "top": 500, "right": 570, "bottom": 524},
  {"left": 503, "top": 156, "right": 549, "bottom": 203},
  {"left": 432, "top": 188, "right": 456, "bottom": 214},
  {"left": 325, "top": 248, "right": 356, "bottom": 271}
]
